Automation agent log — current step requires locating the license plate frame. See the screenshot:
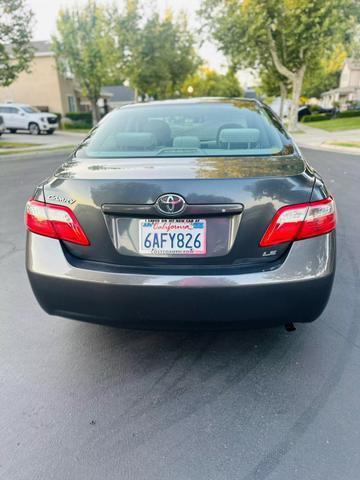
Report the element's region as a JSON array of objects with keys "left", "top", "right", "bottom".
[{"left": 138, "top": 218, "right": 207, "bottom": 256}]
